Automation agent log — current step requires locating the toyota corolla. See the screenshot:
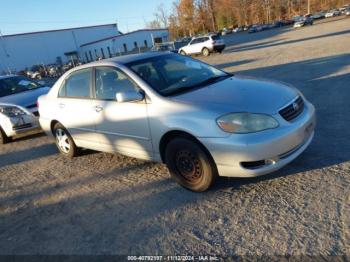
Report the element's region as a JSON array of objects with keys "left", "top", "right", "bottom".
[{"left": 38, "top": 52, "right": 315, "bottom": 192}]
